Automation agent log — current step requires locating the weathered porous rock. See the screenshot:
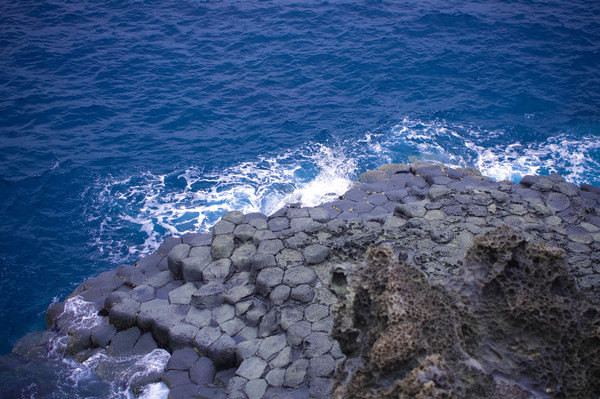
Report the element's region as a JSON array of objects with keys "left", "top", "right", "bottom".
[{"left": 332, "top": 234, "right": 600, "bottom": 398}]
